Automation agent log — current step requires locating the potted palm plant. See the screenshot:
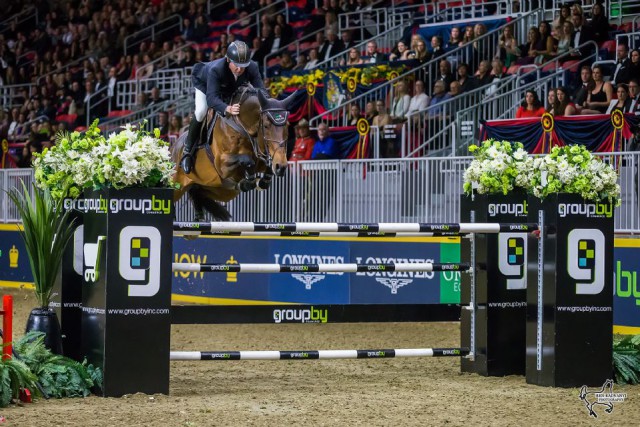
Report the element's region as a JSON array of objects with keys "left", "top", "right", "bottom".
[{"left": 8, "top": 182, "right": 78, "bottom": 354}]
